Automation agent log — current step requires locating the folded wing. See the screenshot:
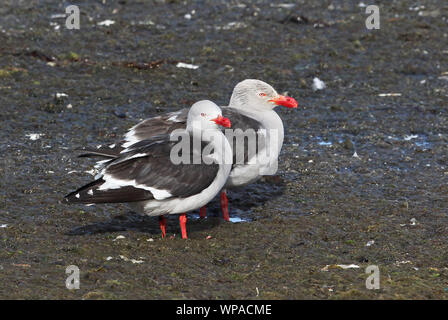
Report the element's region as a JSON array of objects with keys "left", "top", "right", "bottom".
[
  {"left": 65, "top": 135, "right": 219, "bottom": 204},
  {"left": 78, "top": 109, "right": 189, "bottom": 159}
]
